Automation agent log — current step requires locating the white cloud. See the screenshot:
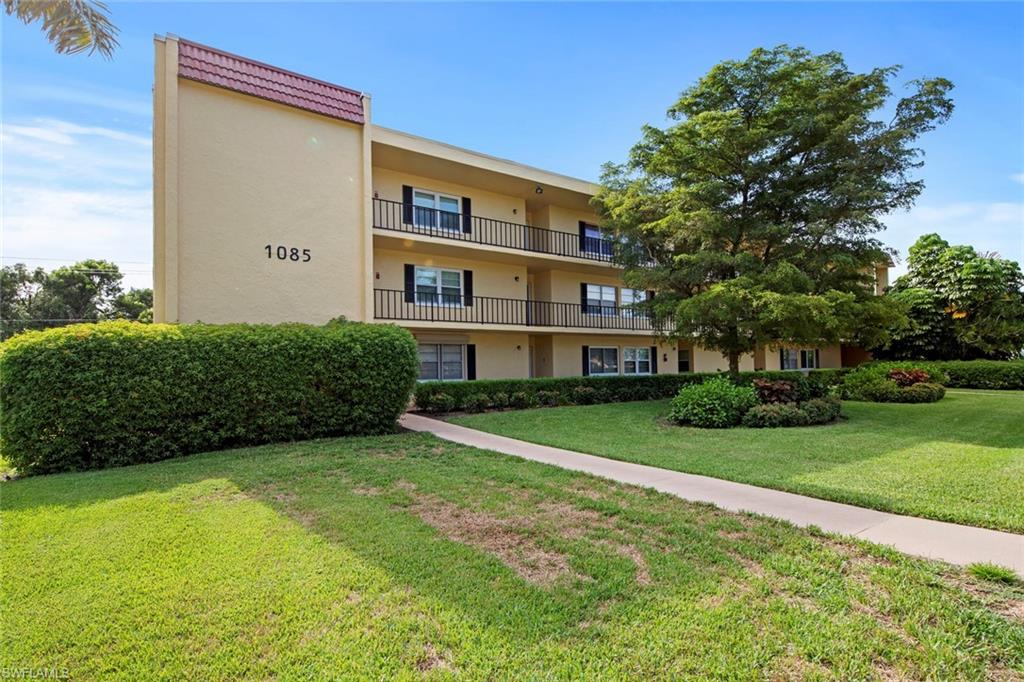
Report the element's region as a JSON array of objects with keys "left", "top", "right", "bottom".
[
  {"left": 1, "top": 117, "right": 153, "bottom": 289},
  {"left": 882, "top": 202, "right": 1024, "bottom": 276},
  {"left": 1011, "top": 173, "right": 1024, "bottom": 185},
  {"left": 12, "top": 83, "right": 151, "bottom": 117}
]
